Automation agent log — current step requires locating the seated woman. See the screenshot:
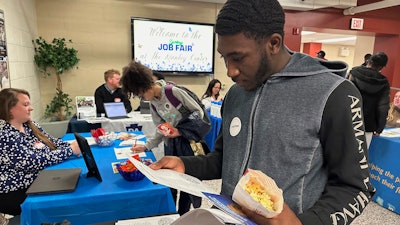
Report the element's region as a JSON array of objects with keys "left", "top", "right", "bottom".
[
  {"left": 201, "top": 79, "right": 224, "bottom": 111},
  {"left": 386, "top": 91, "right": 400, "bottom": 127},
  {"left": 0, "top": 88, "right": 81, "bottom": 218}
]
